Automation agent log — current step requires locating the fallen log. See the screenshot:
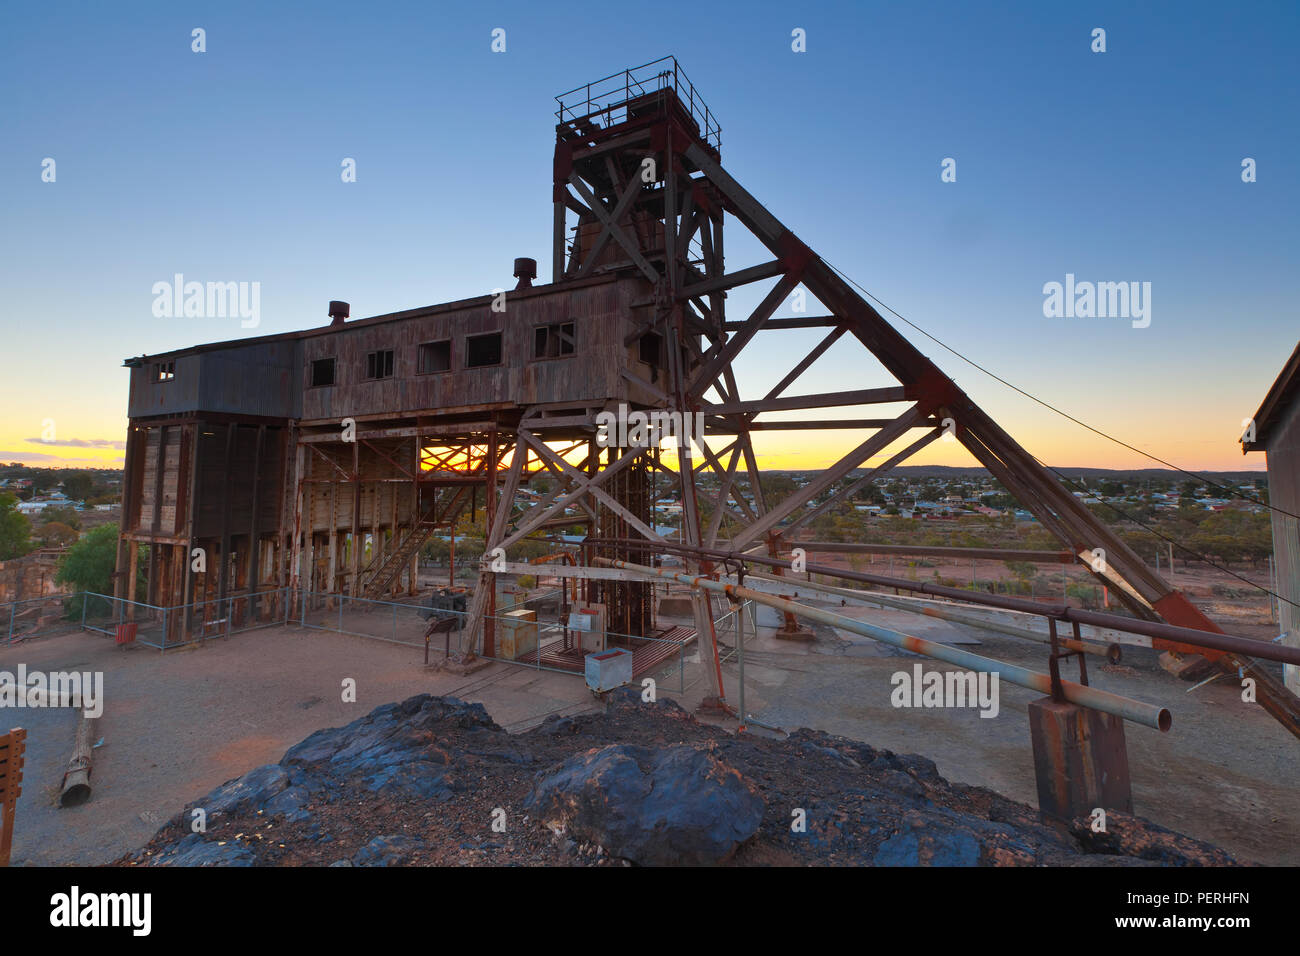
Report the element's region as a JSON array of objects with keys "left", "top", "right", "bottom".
[{"left": 58, "top": 714, "right": 97, "bottom": 808}]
